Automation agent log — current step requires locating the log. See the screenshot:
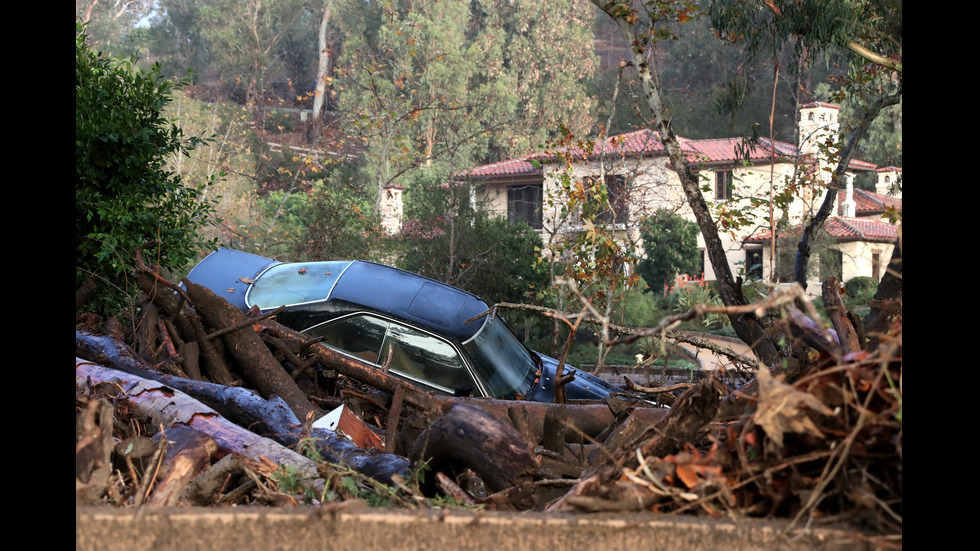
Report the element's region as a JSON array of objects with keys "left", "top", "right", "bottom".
[
  {"left": 75, "top": 397, "right": 114, "bottom": 504},
  {"left": 135, "top": 271, "right": 235, "bottom": 385},
  {"left": 76, "top": 332, "right": 412, "bottom": 483},
  {"left": 76, "top": 358, "right": 320, "bottom": 485},
  {"left": 183, "top": 453, "right": 250, "bottom": 506},
  {"left": 262, "top": 322, "right": 441, "bottom": 416},
  {"left": 145, "top": 427, "right": 217, "bottom": 507},
  {"left": 435, "top": 396, "right": 668, "bottom": 443},
  {"left": 183, "top": 280, "right": 317, "bottom": 420},
  {"left": 637, "top": 376, "right": 726, "bottom": 459},
  {"left": 410, "top": 404, "right": 539, "bottom": 495}
]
